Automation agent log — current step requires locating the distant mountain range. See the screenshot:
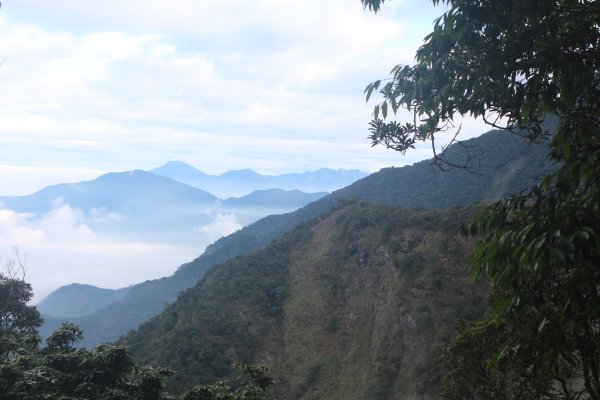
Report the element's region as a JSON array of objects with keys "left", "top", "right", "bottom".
[
  {"left": 150, "top": 162, "right": 369, "bottom": 198},
  {"left": 0, "top": 165, "right": 362, "bottom": 307},
  {"left": 1, "top": 170, "right": 219, "bottom": 215},
  {"left": 37, "top": 129, "right": 557, "bottom": 347},
  {"left": 0, "top": 169, "right": 331, "bottom": 245}
]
